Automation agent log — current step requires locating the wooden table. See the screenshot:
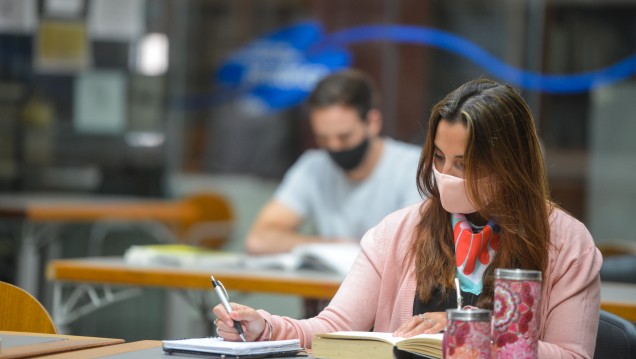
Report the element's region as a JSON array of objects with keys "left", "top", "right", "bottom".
[
  {"left": 600, "top": 281, "right": 636, "bottom": 322},
  {"left": 45, "top": 257, "right": 636, "bottom": 328},
  {"left": 47, "top": 257, "right": 341, "bottom": 298},
  {"left": 35, "top": 341, "right": 160, "bottom": 359},
  {"left": 0, "top": 331, "right": 123, "bottom": 359},
  {"left": 36, "top": 340, "right": 315, "bottom": 358},
  {"left": 0, "top": 195, "right": 196, "bottom": 222},
  {"left": 0, "top": 194, "right": 203, "bottom": 298},
  {"left": 46, "top": 257, "right": 342, "bottom": 331}
]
